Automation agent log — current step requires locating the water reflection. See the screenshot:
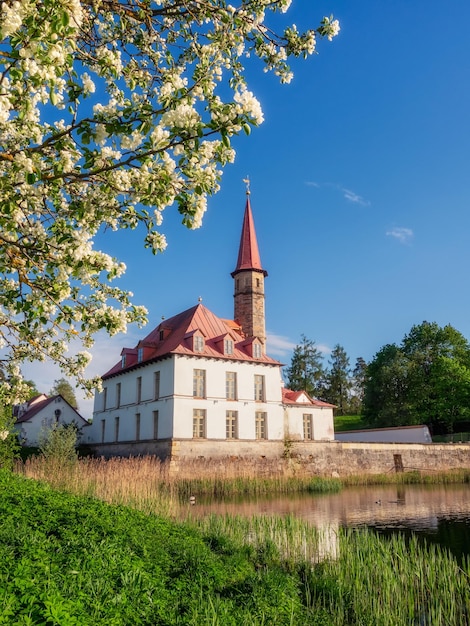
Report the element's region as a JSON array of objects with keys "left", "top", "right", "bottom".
[{"left": 188, "top": 484, "right": 470, "bottom": 560}]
